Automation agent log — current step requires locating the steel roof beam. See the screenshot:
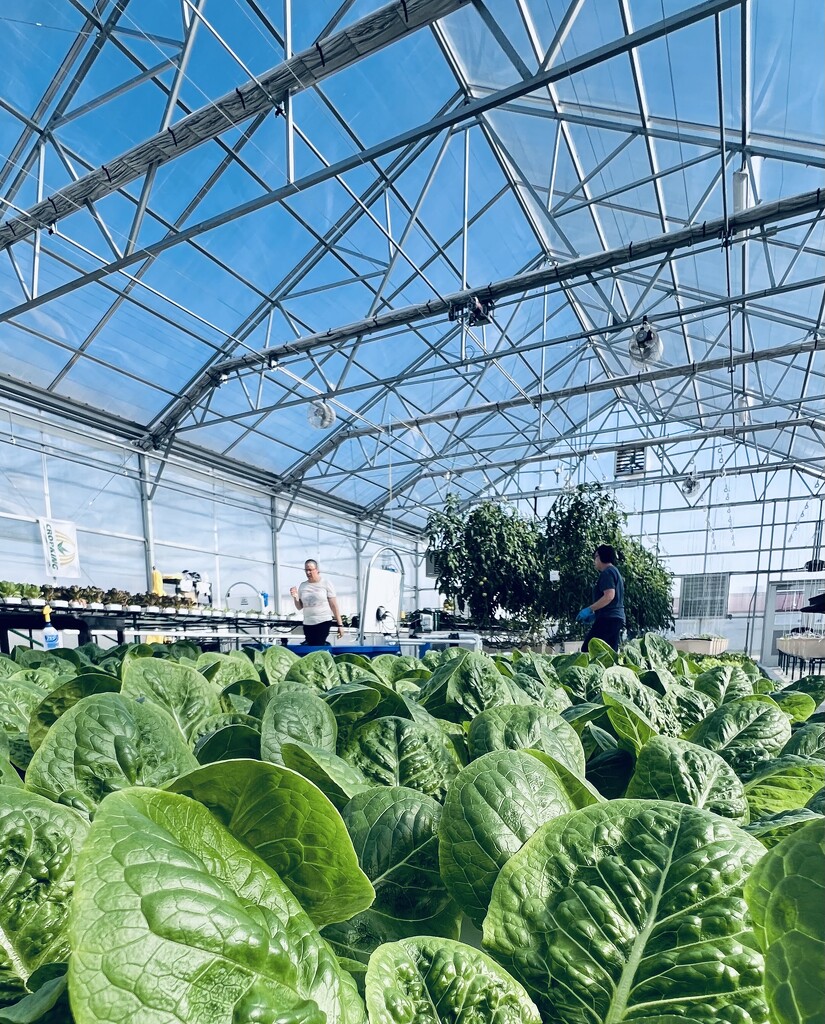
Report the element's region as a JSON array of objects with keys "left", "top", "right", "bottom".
[
  {"left": 1, "top": 0, "right": 135, "bottom": 215},
  {"left": 308, "top": 401, "right": 825, "bottom": 484},
  {"left": 0, "top": 0, "right": 111, "bottom": 195},
  {"left": 486, "top": 457, "right": 825, "bottom": 503},
  {"left": 213, "top": 188, "right": 825, "bottom": 376},
  {"left": 408, "top": 416, "right": 825, "bottom": 482},
  {"left": 135, "top": 184, "right": 825, "bottom": 453},
  {"left": 0, "top": 0, "right": 742, "bottom": 321},
  {"left": 0, "top": 375, "right": 409, "bottom": 530},
  {"left": 167, "top": 271, "right": 824, "bottom": 431},
  {"left": 491, "top": 96, "right": 825, "bottom": 168},
  {"left": 283, "top": 332, "right": 824, "bottom": 455},
  {"left": 0, "top": 0, "right": 471, "bottom": 250}
]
